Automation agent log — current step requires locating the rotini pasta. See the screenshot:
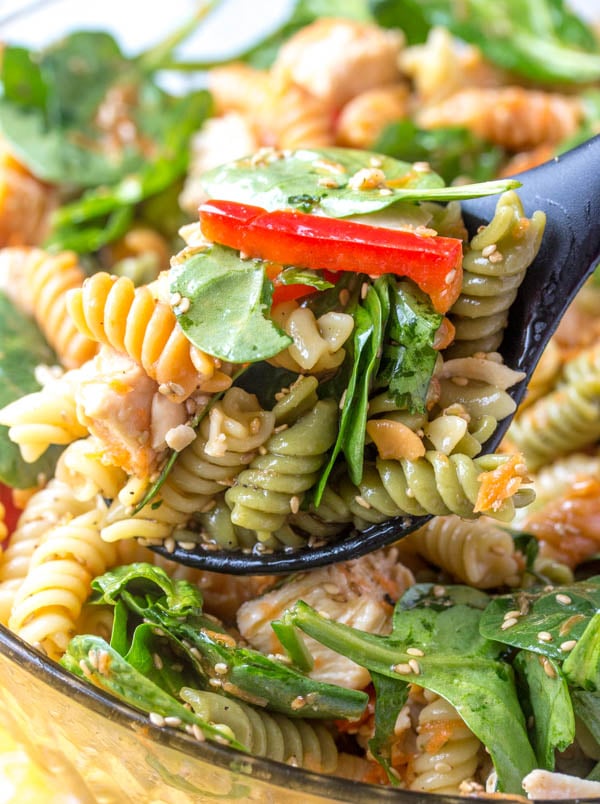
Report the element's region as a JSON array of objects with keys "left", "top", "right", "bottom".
[
  {"left": 0, "top": 247, "right": 97, "bottom": 369},
  {"left": 66, "top": 272, "right": 227, "bottom": 402},
  {"left": 180, "top": 687, "right": 338, "bottom": 773}
]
